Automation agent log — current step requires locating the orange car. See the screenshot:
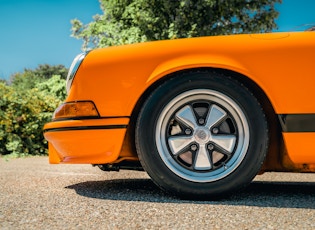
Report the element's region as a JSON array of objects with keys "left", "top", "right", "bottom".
[{"left": 44, "top": 31, "right": 315, "bottom": 199}]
